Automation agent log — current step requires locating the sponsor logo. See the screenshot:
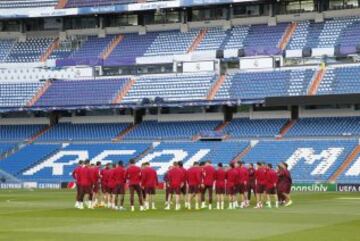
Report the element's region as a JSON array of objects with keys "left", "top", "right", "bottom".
[
  {"left": 337, "top": 184, "right": 360, "bottom": 192},
  {"left": 291, "top": 183, "right": 336, "bottom": 192}
]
